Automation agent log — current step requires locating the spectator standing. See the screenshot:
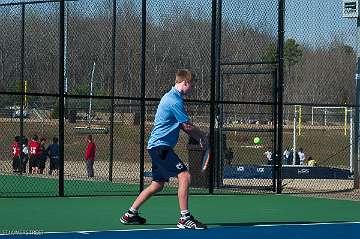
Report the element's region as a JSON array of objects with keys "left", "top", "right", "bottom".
[
  {"left": 85, "top": 135, "right": 96, "bottom": 177},
  {"left": 283, "top": 148, "right": 290, "bottom": 165},
  {"left": 11, "top": 136, "right": 21, "bottom": 173},
  {"left": 264, "top": 149, "right": 273, "bottom": 165},
  {"left": 298, "top": 148, "right": 305, "bottom": 165},
  {"left": 46, "top": 137, "right": 59, "bottom": 176},
  {"left": 21, "top": 137, "right": 29, "bottom": 173},
  {"left": 38, "top": 138, "right": 47, "bottom": 174},
  {"left": 28, "top": 135, "right": 41, "bottom": 174}
]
